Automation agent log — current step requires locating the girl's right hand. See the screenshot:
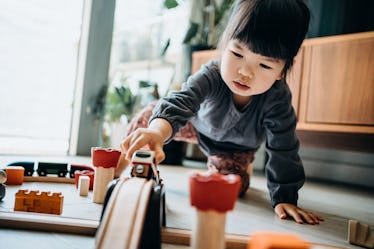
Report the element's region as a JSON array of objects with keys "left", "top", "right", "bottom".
[{"left": 120, "top": 127, "right": 166, "bottom": 165}]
